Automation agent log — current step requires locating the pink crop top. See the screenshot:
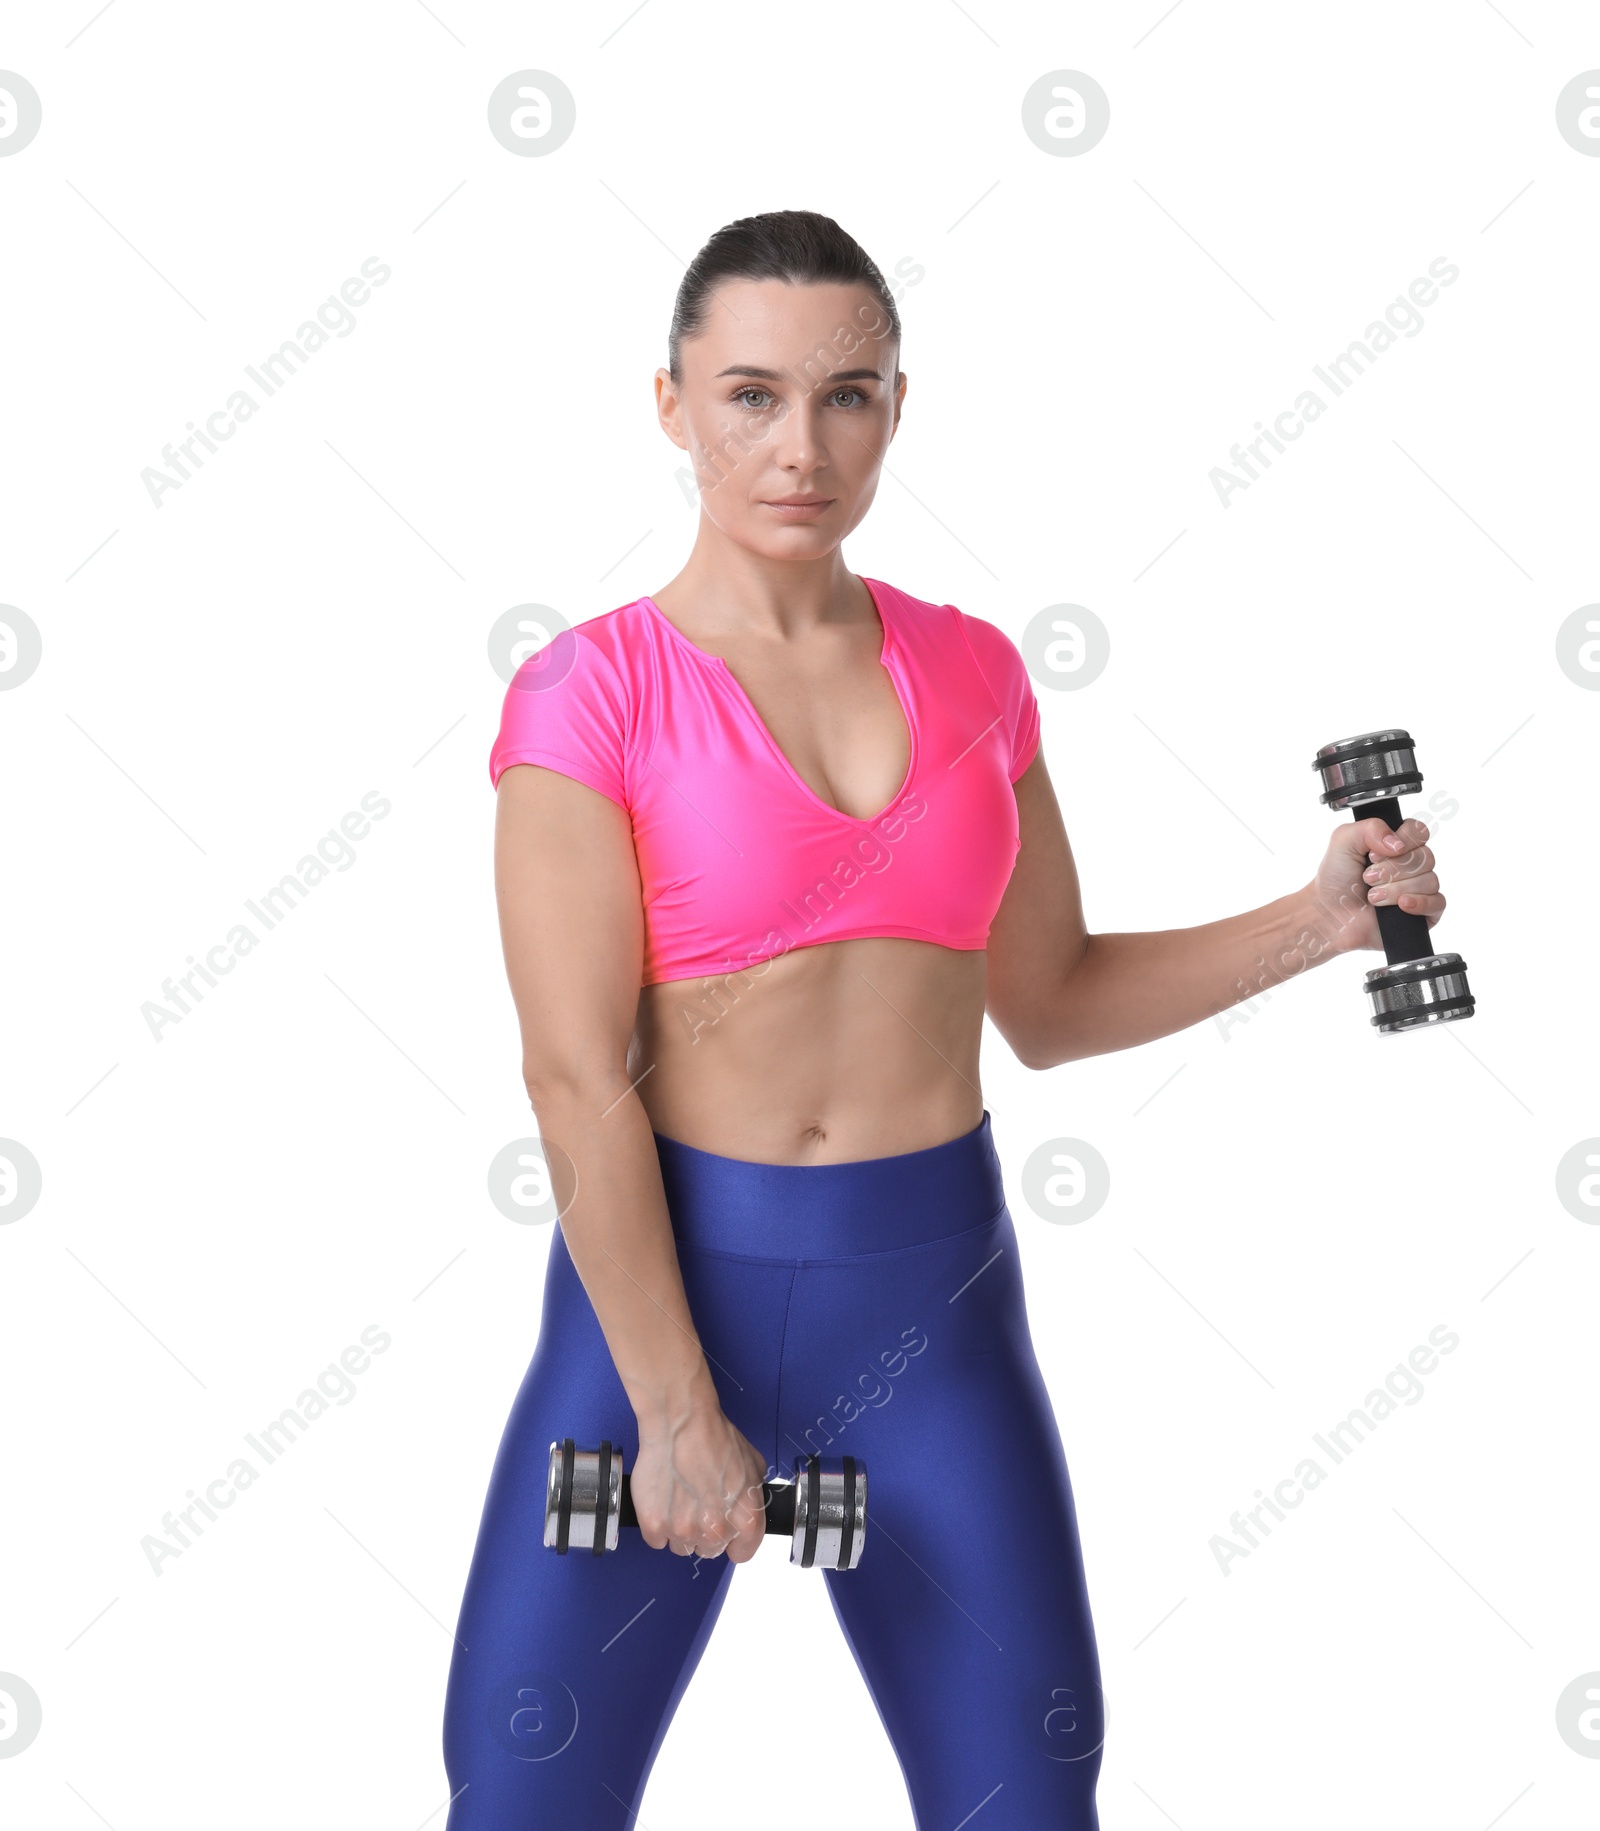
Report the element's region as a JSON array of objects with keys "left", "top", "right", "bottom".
[{"left": 488, "top": 576, "right": 1041, "bottom": 987}]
